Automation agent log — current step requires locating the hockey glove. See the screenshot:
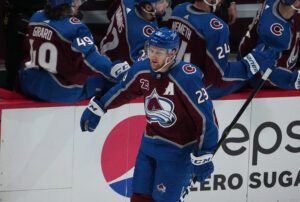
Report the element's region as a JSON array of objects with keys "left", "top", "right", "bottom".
[
  {"left": 243, "top": 44, "right": 278, "bottom": 77},
  {"left": 110, "top": 60, "right": 130, "bottom": 82},
  {"left": 190, "top": 151, "right": 214, "bottom": 183},
  {"left": 80, "top": 96, "right": 106, "bottom": 132}
]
